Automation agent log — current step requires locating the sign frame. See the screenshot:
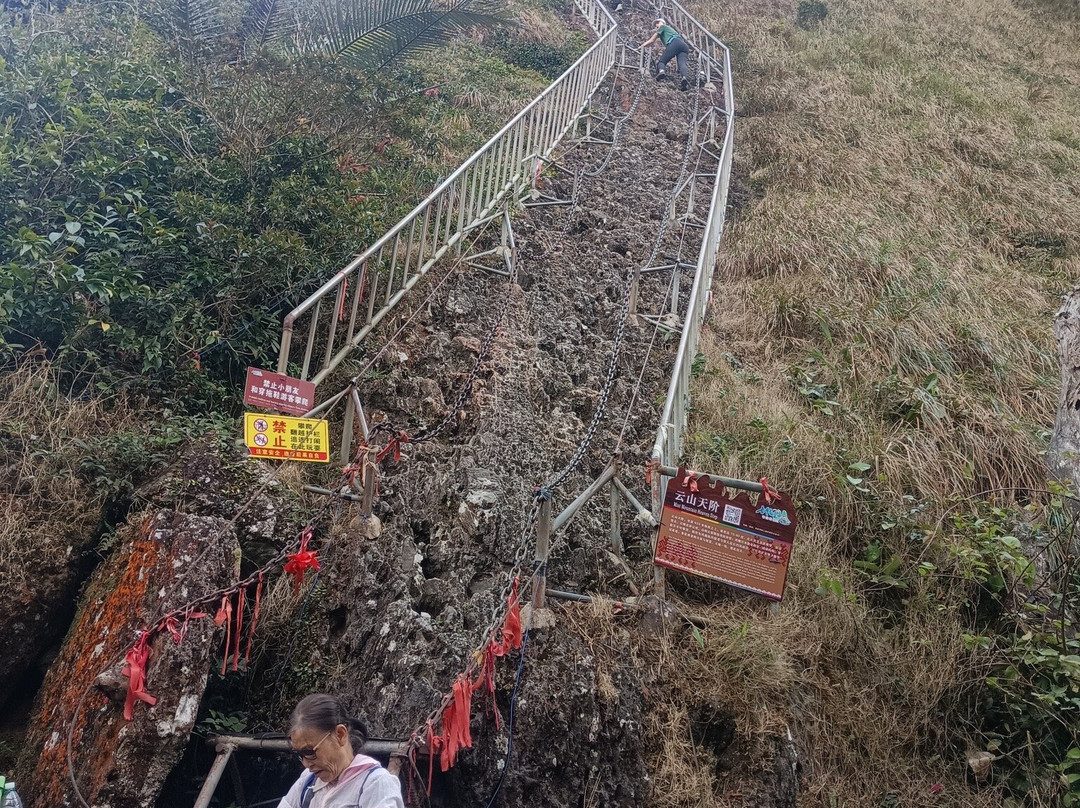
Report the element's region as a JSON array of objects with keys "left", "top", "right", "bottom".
[
  {"left": 243, "top": 412, "right": 330, "bottom": 463},
  {"left": 654, "top": 468, "right": 797, "bottom": 601},
  {"left": 243, "top": 367, "right": 316, "bottom": 416}
]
